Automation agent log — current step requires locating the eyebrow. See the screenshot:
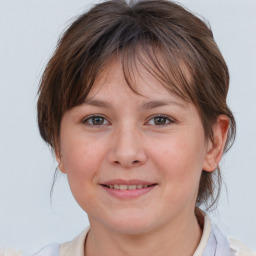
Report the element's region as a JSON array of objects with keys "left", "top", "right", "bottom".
[
  {"left": 83, "top": 99, "right": 185, "bottom": 109},
  {"left": 140, "top": 100, "right": 185, "bottom": 109},
  {"left": 83, "top": 99, "right": 112, "bottom": 108}
]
